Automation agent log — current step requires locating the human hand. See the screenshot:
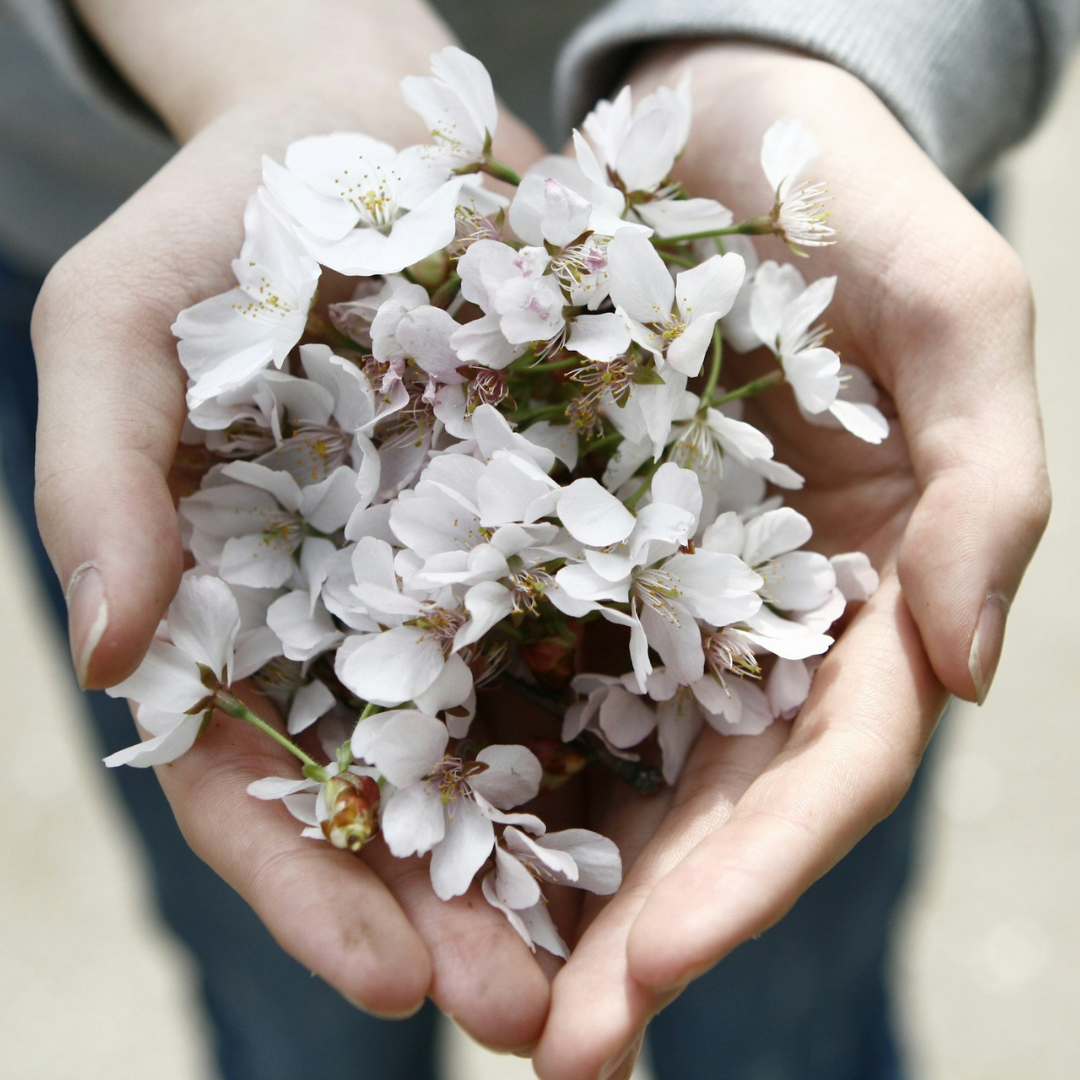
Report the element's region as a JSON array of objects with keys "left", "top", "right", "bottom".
[
  {"left": 530, "top": 42, "right": 1050, "bottom": 1080},
  {"left": 32, "top": 2, "right": 556, "bottom": 1047}
]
